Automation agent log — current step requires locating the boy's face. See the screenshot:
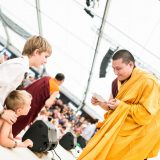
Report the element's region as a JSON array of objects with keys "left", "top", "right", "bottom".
[
  {"left": 32, "top": 50, "right": 51, "bottom": 68},
  {"left": 17, "top": 98, "right": 31, "bottom": 116}
]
